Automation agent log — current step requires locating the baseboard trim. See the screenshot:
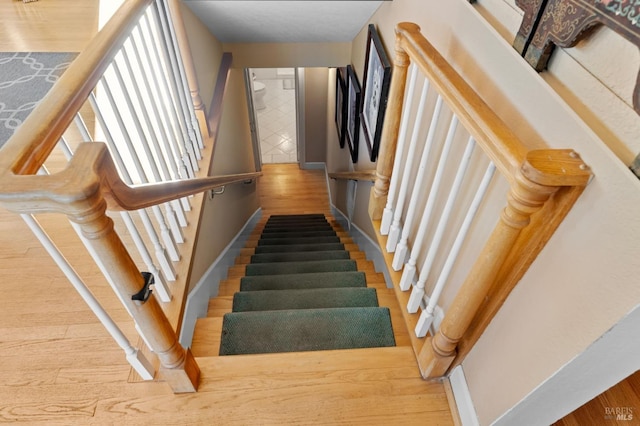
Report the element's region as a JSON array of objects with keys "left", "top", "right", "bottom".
[
  {"left": 300, "top": 161, "right": 326, "bottom": 170},
  {"left": 449, "top": 365, "right": 480, "bottom": 426},
  {"left": 330, "top": 204, "right": 392, "bottom": 288},
  {"left": 179, "top": 208, "right": 262, "bottom": 347}
]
